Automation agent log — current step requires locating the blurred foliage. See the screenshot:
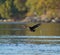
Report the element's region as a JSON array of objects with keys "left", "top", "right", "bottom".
[
  {"left": 26, "top": 0, "right": 60, "bottom": 17},
  {"left": 0, "top": 0, "right": 60, "bottom": 19},
  {"left": 0, "top": 0, "right": 6, "bottom": 4},
  {"left": 0, "top": 0, "right": 27, "bottom": 19},
  {"left": 14, "top": 0, "right": 27, "bottom": 18},
  {"left": 0, "top": 0, "right": 12, "bottom": 19}
]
